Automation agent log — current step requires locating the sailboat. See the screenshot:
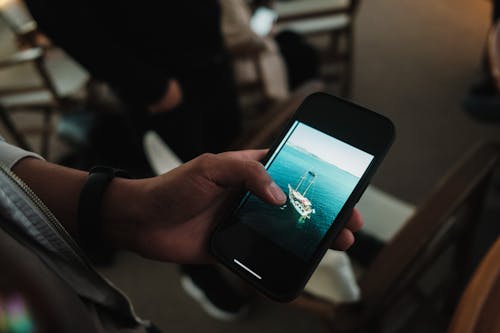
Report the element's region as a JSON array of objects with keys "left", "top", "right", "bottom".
[{"left": 288, "top": 170, "right": 316, "bottom": 219}]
